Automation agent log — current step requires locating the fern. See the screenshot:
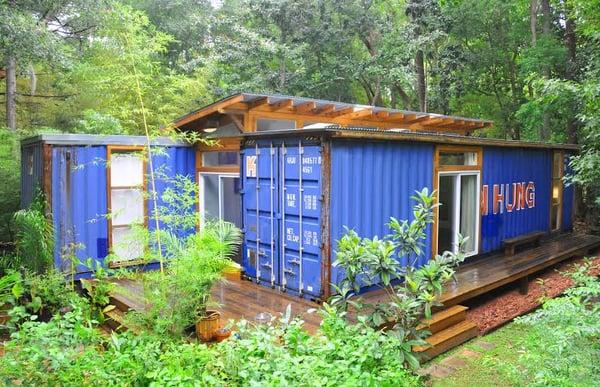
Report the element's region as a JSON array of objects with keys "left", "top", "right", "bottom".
[{"left": 13, "top": 194, "right": 54, "bottom": 274}]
